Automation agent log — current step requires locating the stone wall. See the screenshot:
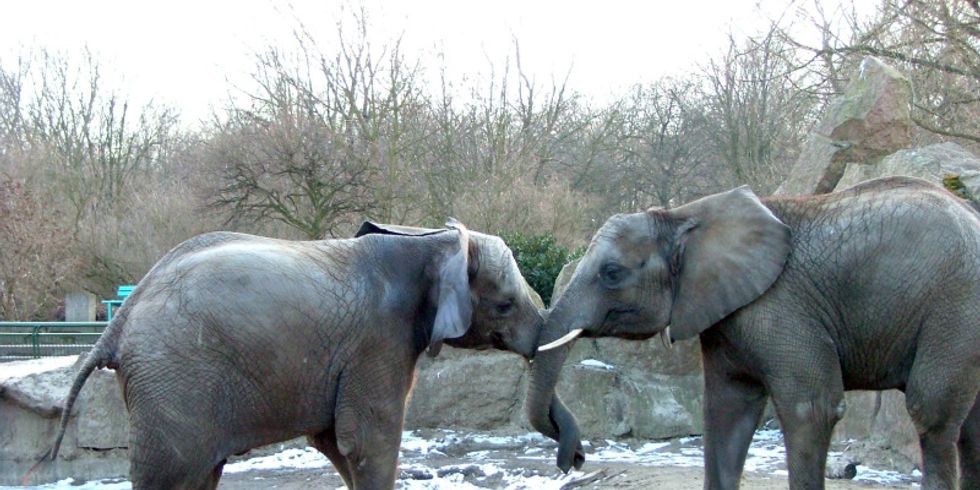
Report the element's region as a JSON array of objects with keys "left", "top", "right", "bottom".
[{"left": 1, "top": 357, "right": 128, "bottom": 485}]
